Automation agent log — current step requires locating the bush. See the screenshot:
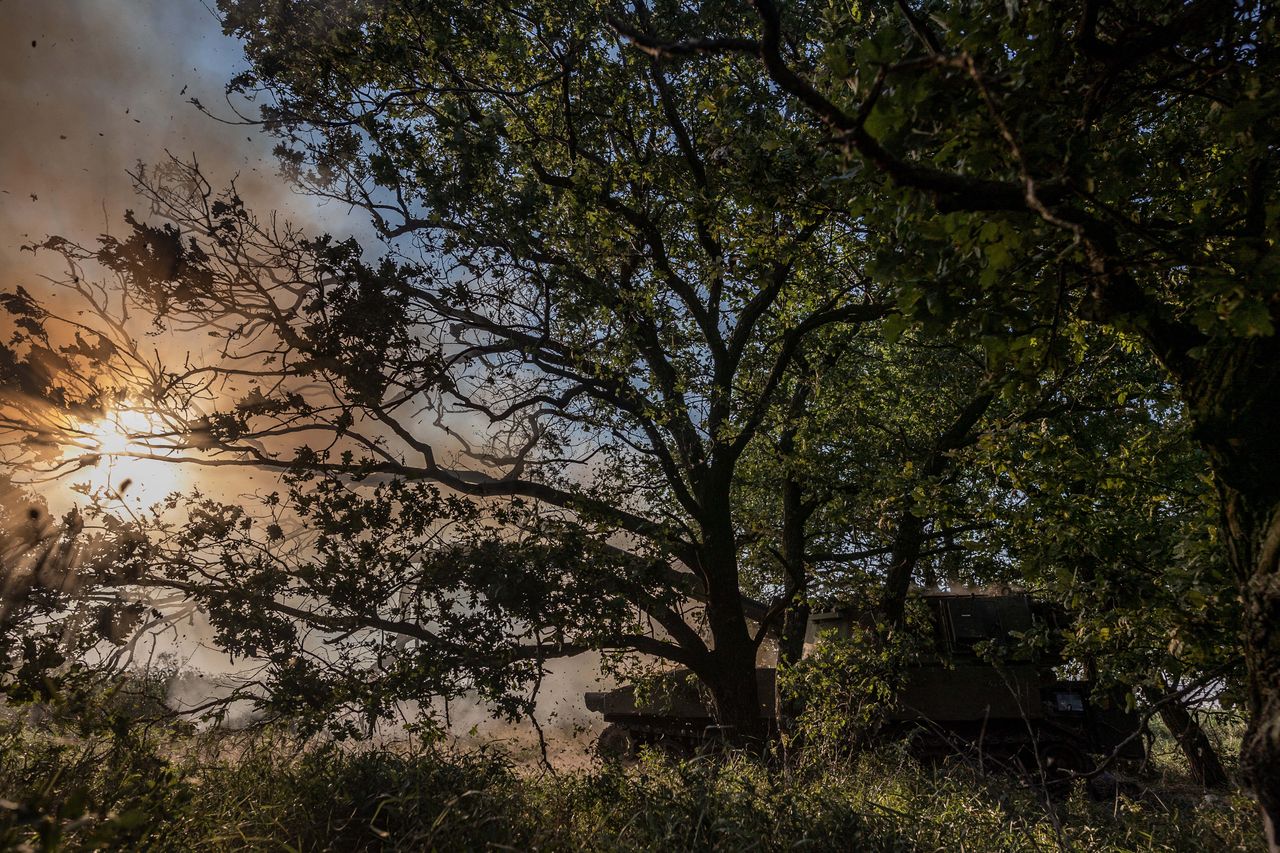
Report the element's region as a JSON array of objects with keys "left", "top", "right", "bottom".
[{"left": 777, "top": 625, "right": 911, "bottom": 763}]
